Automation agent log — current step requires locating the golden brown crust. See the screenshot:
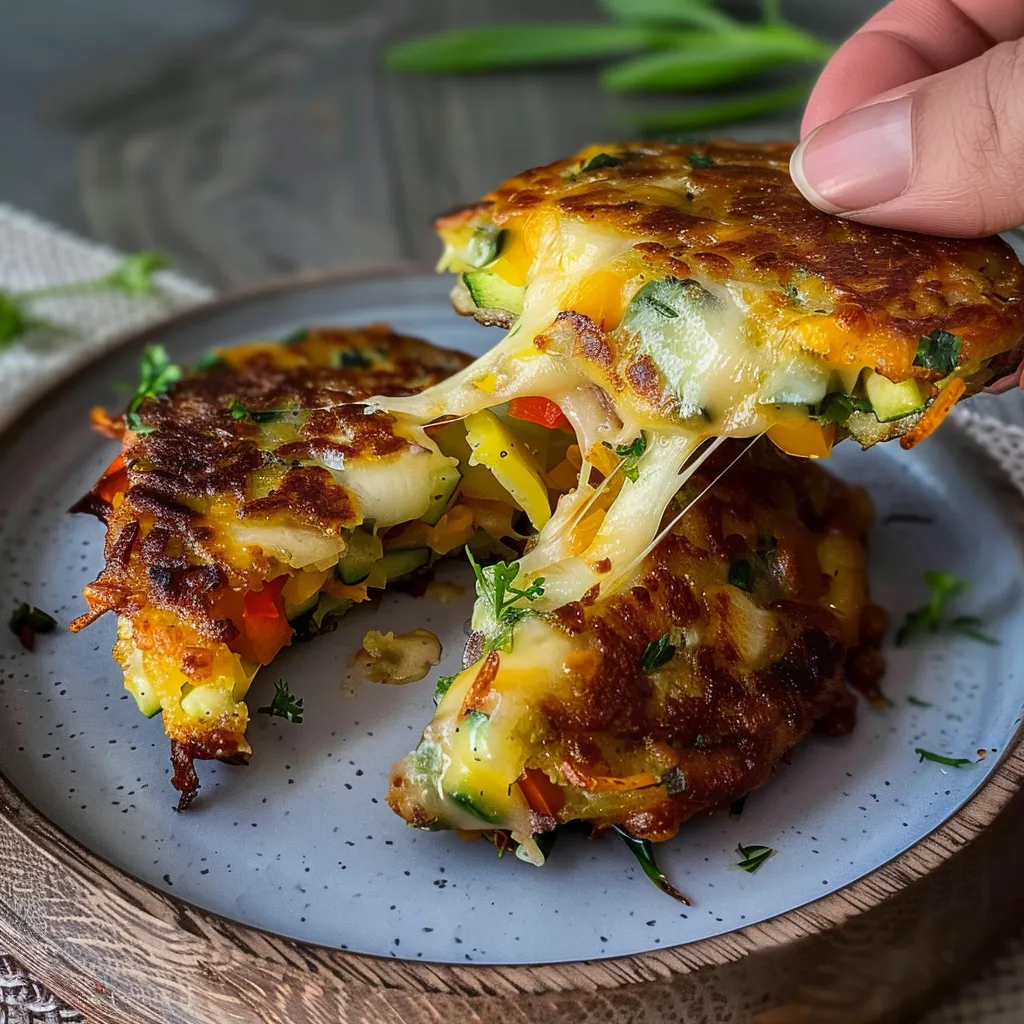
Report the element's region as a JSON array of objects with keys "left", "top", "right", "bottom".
[
  {"left": 389, "top": 441, "right": 884, "bottom": 843},
  {"left": 73, "top": 325, "right": 471, "bottom": 631},
  {"left": 446, "top": 141, "right": 1024, "bottom": 384}
]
